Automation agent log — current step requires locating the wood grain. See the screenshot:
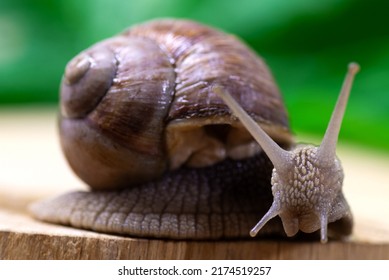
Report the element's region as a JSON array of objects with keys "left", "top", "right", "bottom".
[
  {"left": 1, "top": 108, "right": 389, "bottom": 259},
  {"left": 1, "top": 209, "right": 389, "bottom": 259}
]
